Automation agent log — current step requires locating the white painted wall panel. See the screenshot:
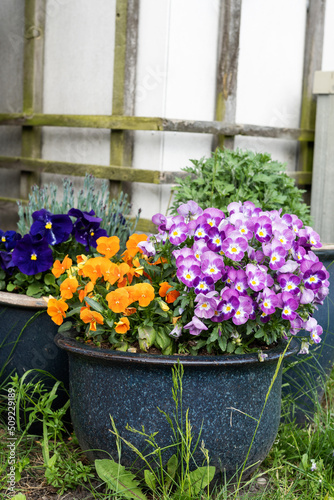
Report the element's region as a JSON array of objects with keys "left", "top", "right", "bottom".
[
  {"left": 132, "top": 0, "right": 219, "bottom": 220},
  {"left": 42, "top": 0, "right": 116, "bottom": 188},
  {"left": 322, "top": 0, "right": 334, "bottom": 71},
  {"left": 235, "top": 0, "right": 307, "bottom": 169}
]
